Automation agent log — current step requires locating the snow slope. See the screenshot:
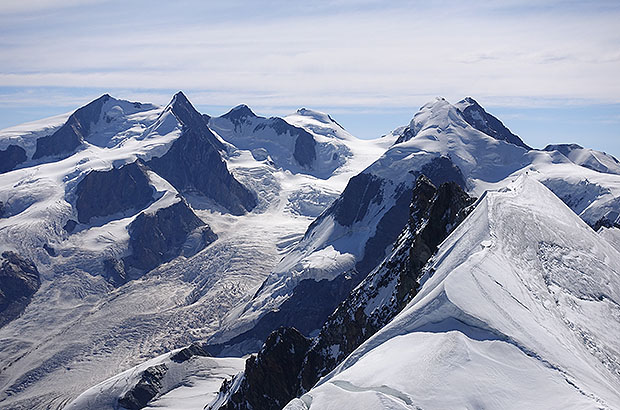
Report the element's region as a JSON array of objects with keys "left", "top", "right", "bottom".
[
  {"left": 214, "top": 97, "right": 620, "bottom": 348},
  {"left": 66, "top": 347, "right": 245, "bottom": 410},
  {"left": 544, "top": 143, "right": 620, "bottom": 175},
  {"left": 287, "top": 176, "right": 620, "bottom": 410}
]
